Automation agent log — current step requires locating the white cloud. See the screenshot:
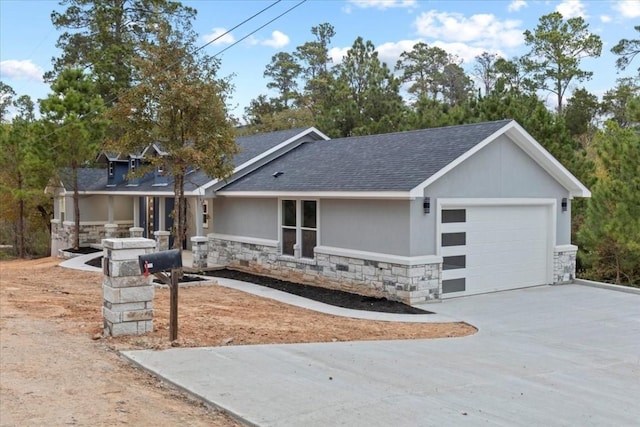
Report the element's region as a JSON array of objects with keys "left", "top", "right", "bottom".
[
  {"left": 260, "top": 30, "right": 290, "bottom": 48},
  {"left": 555, "top": 0, "right": 587, "bottom": 18},
  {"left": 0, "top": 60, "right": 43, "bottom": 81},
  {"left": 613, "top": 0, "right": 640, "bottom": 18},
  {"left": 347, "top": 0, "right": 417, "bottom": 10},
  {"left": 376, "top": 39, "right": 421, "bottom": 68},
  {"left": 328, "top": 46, "right": 350, "bottom": 64},
  {"left": 414, "top": 10, "right": 524, "bottom": 50},
  {"left": 508, "top": 1, "right": 527, "bottom": 12},
  {"left": 600, "top": 15, "right": 612, "bottom": 23},
  {"left": 431, "top": 41, "right": 503, "bottom": 64},
  {"left": 203, "top": 28, "right": 235, "bottom": 45}
]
